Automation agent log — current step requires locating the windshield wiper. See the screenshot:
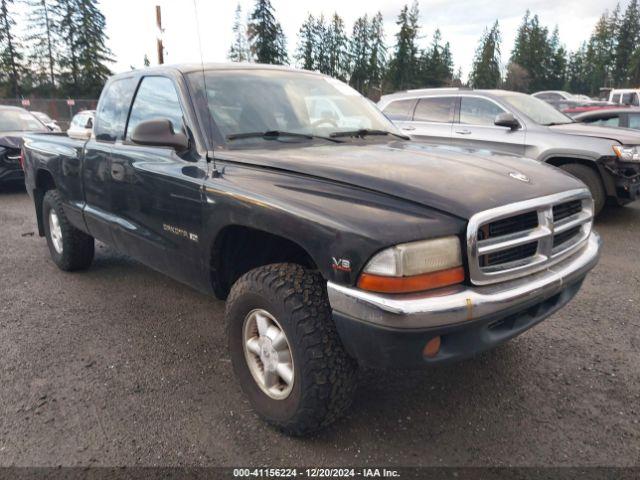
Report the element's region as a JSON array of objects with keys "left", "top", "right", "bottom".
[
  {"left": 226, "top": 130, "right": 342, "bottom": 143},
  {"left": 329, "top": 129, "right": 410, "bottom": 140}
]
